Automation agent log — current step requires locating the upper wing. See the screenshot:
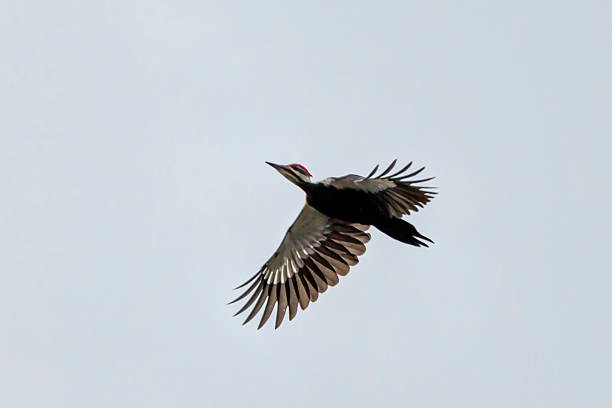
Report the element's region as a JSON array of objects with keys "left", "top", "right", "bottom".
[
  {"left": 230, "top": 204, "right": 370, "bottom": 330},
  {"left": 325, "top": 159, "right": 436, "bottom": 218}
]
